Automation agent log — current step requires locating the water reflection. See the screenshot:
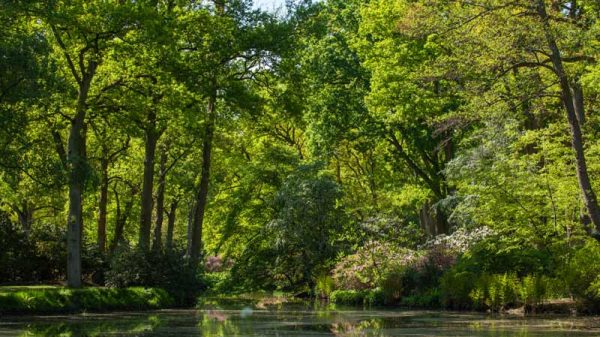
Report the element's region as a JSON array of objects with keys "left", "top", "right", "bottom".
[{"left": 2, "top": 305, "right": 600, "bottom": 337}]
